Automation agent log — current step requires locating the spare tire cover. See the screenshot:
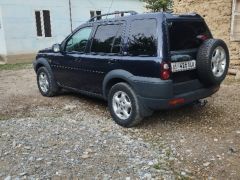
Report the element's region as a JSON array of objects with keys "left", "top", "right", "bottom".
[{"left": 196, "top": 39, "right": 229, "bottom": 86}]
